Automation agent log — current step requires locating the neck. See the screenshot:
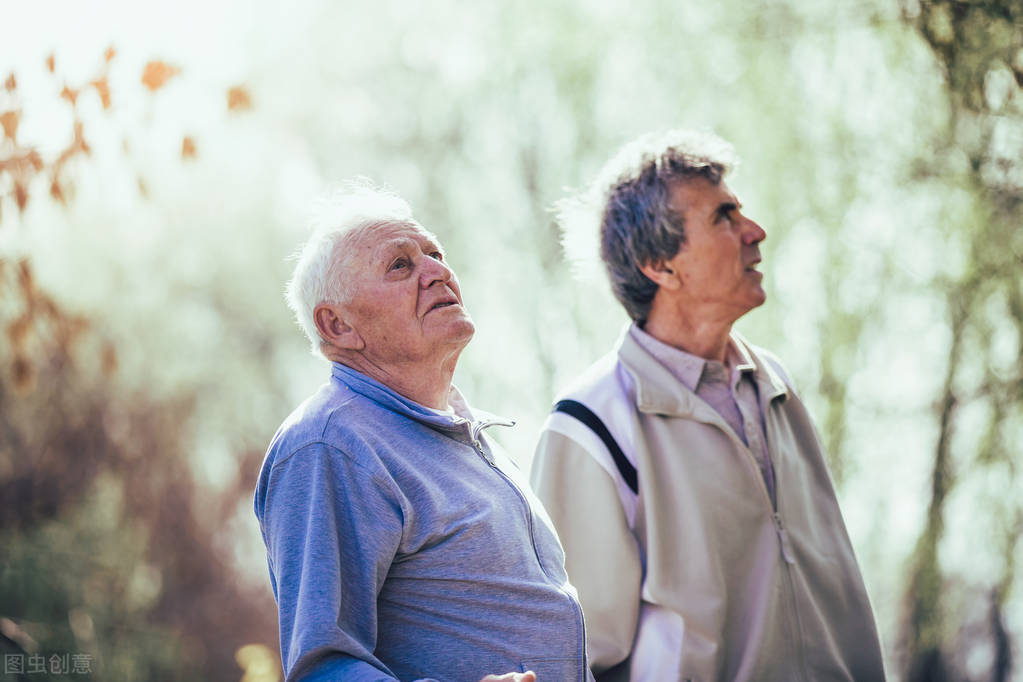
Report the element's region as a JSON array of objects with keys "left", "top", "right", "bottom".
[
  {"left": 325, "top": 346, "right": 461, "bottom": 410},
  {"left": 642, "top": 300, "right": 734, "bottom": 363}
]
